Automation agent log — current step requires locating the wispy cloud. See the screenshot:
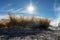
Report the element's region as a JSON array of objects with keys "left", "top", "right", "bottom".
[
  {"left": 7, "top": 8, "right": 15, "bottom": 12},
  {"left": 0, "top": 14, "right": 46, "bottom": 20},
  {"left": 7, "top": 8, "right": 24, "bottom": 13},
  {"left": 50, "top": 4, "right": 60, "bottom": 26},
  {"left": 1, "top": 4, "right": 12, "bottom": 10},
  {"left": 7, "top": 8, "right": 35, "bottom": 14},
  {"left": 0, "top": 15, "right": 9, "bottom": 20},
  {"left": 0, "top": 4, "right": 12, "bottom": 13}
]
